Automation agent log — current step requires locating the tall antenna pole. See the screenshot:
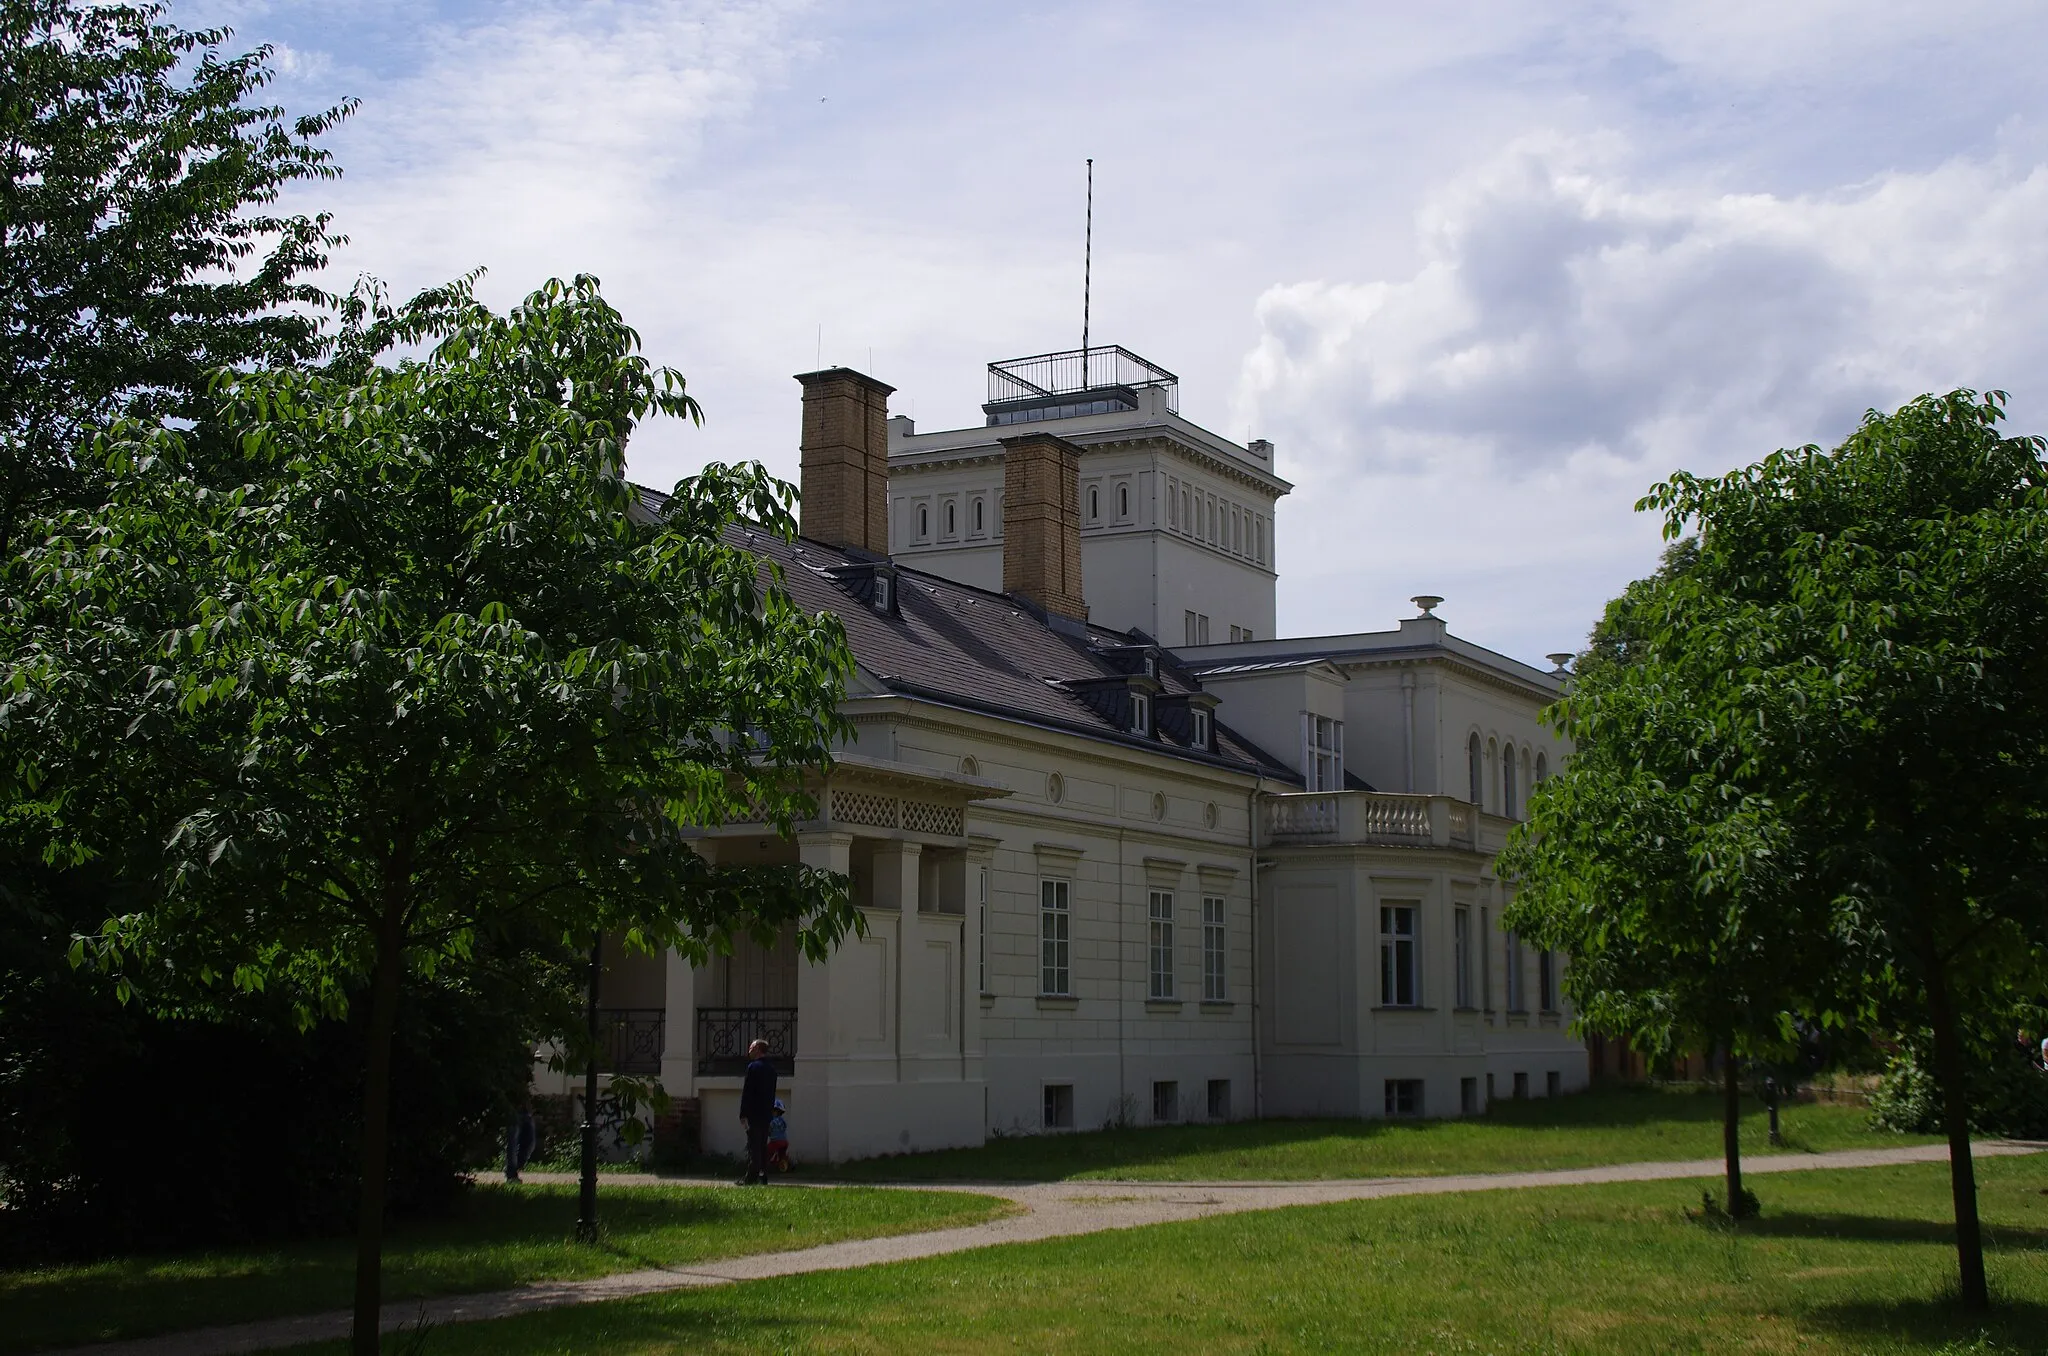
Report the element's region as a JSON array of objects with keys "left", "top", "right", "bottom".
[{"left": 1082, "top": 157, "right": 1093, "bottom": 390}]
